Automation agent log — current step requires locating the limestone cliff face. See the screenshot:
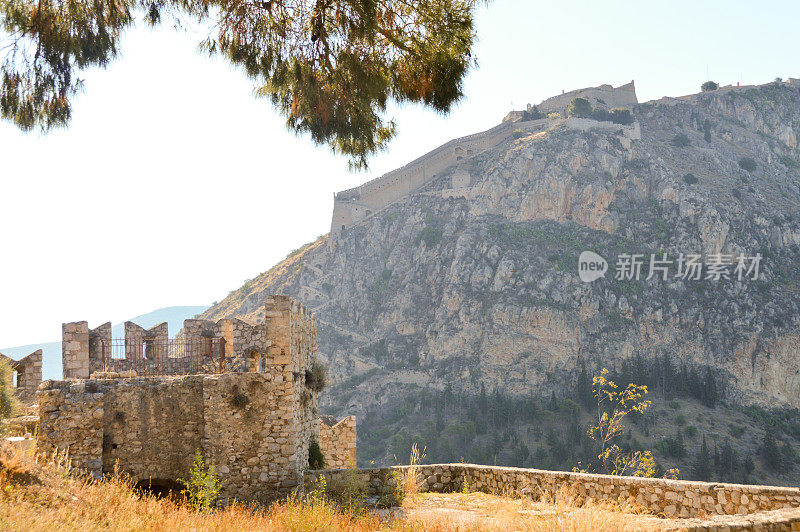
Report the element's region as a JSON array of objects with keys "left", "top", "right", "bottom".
[{"left": 203, "top": 82, "right": 800, "bottom": 414}]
